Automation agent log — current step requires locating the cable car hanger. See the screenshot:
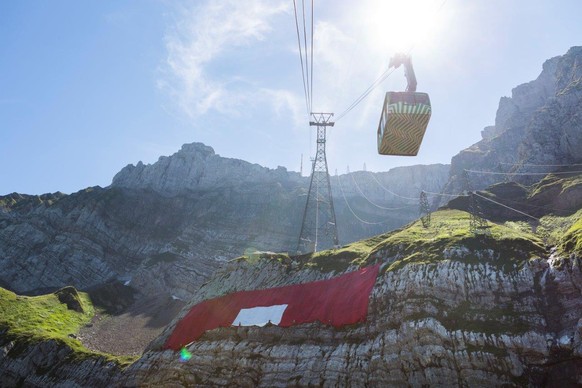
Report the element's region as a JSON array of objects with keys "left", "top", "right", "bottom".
[{"left": 377, "top": 53, "right": 432, "bottom": 156}]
